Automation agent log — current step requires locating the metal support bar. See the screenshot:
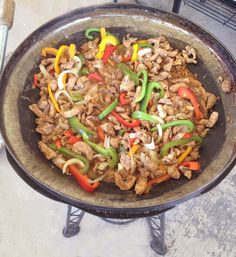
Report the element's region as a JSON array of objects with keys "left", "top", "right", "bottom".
[
  {"left": 62, "top": 205, "right": 85, "bottom": 238},
  {"left": 100, "top": 217, "right": 136, "bottom": 225},
  {"left": 63, "top": 205, "right": 168, "bottom": 255},
  {"left": 172, "top": 0, "right": 182, "bottom": 13},
  {"left": 146, "top": 213, "right": 167, "bottom": 255}
]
